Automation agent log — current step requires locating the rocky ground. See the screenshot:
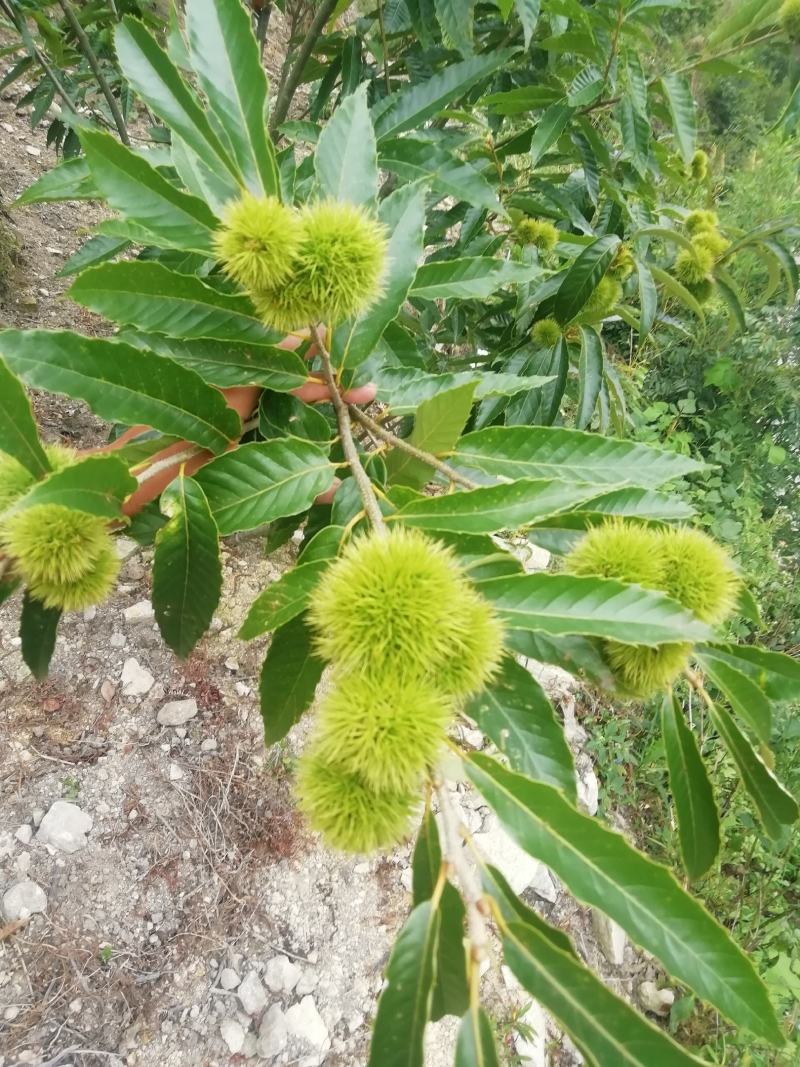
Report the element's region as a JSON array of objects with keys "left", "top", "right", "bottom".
[{"left": 0, "top": 47, "right": 674, "bottom": 1067}]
